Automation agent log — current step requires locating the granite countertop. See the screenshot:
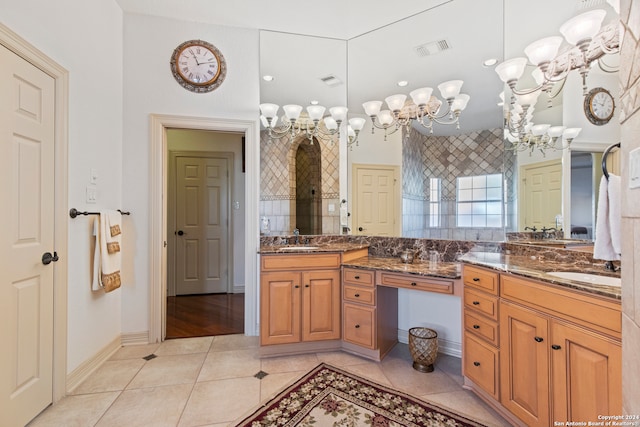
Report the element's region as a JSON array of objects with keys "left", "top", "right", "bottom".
[
  {"left": 342, "top": 256, "right": 461, "bottom": 280},
  {"left": 258, "top": 242, "right": 370, "bottom": 254},
  {"left": 461, "top": 251, "right": 621, "bottom": 300}
]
